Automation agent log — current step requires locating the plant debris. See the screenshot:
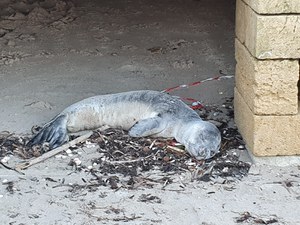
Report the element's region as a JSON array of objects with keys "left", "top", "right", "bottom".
[
  {"left": 0, "top": 98, "right": 251, "bottom": 189},
  {"left": 138, "top": 193, "right": 162, "bottom": 203},
  {"left": 0, "top": 131, "right": 35, "bottom": 159},
  {"left": 235, "top": 212, "right": 279, "bottom": 224},
  {"left": 3, "top": 181, "right": 16, "bottom": 194}
]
